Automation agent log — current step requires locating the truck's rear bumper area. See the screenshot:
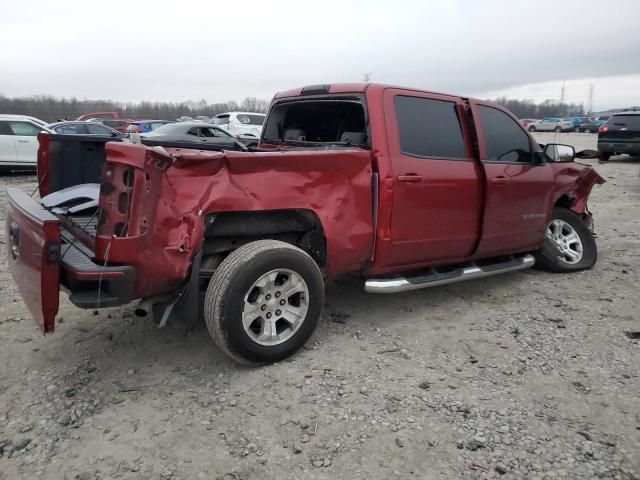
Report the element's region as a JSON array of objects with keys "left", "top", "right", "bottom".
[
  {"left": 597, "top": 140, "right": 640, "bottom": 155},
  {"left": 60, "top": 241, "right": 135, "bottom": 308}
]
